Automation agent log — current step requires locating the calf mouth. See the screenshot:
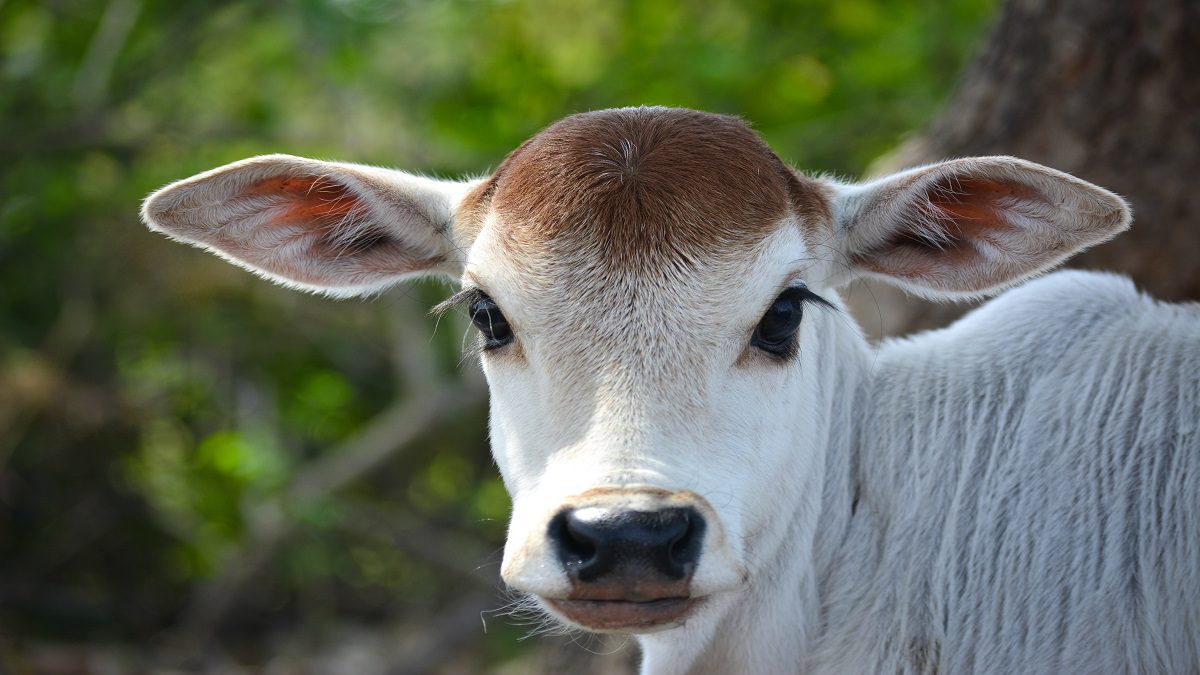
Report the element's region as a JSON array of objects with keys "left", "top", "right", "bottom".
[{"left": 545, "top": 595, "right": 698, "bottom": 632}]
